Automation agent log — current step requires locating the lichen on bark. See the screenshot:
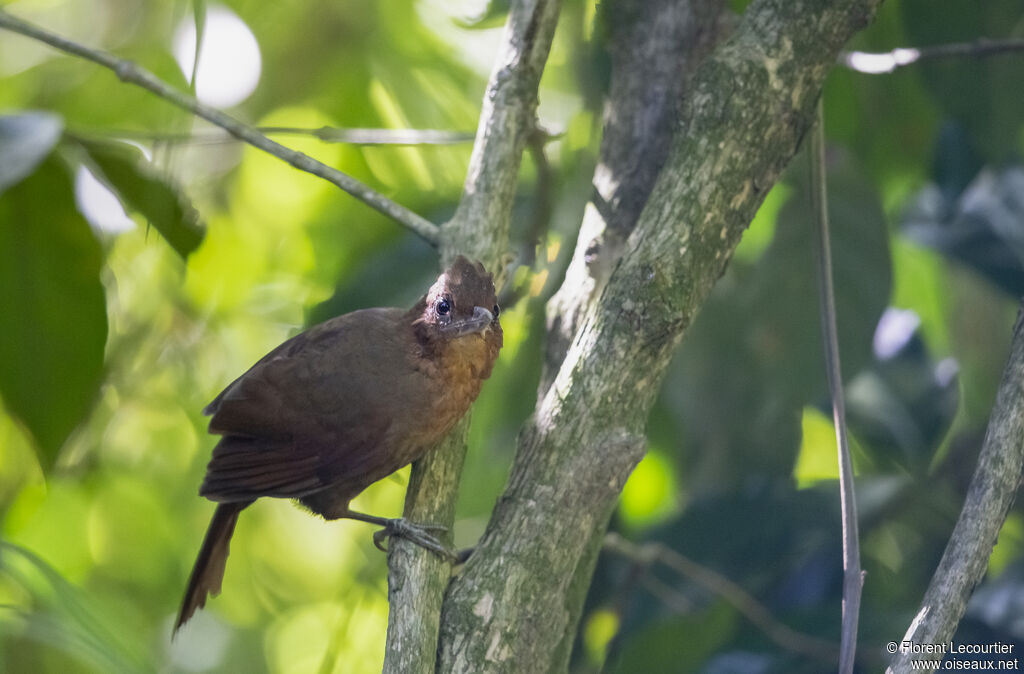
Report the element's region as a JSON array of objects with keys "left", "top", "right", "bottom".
[
  {"left": 431, "top": 0, "right": 883, "bottom": 672},
  {"left": 387, "top": 0, "right": 884, "bottom": 672}
]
